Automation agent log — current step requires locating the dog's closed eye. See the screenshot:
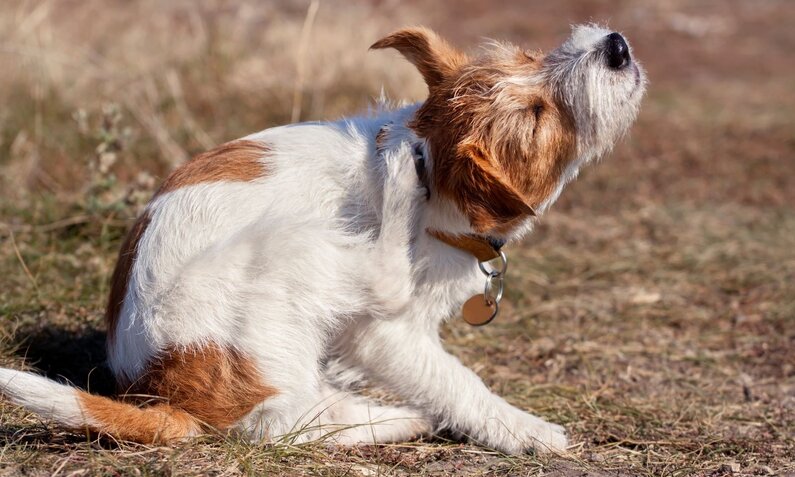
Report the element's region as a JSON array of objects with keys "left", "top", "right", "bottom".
[
  {"left": 532, "top": 103, "right": 544, "bottom": 120},
  {"left": 529, "top": 103, "right": 544, "bottom": 136}
]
